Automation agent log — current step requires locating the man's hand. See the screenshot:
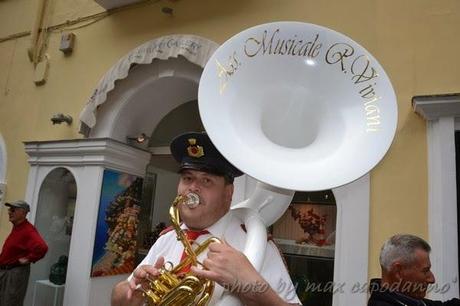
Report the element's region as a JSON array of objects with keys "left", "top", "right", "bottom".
[
  {"left": 127, "top": 256, "right": 165, "bottom": 299},
  {"left": 192, "top": 240, "right": 263, "bottom": 288},
  {"left": 191, "top": 242, "right": 298, "bottom": 306},
  {"left": 111, "top": 256, "right": 165, "bottom": 306}
]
